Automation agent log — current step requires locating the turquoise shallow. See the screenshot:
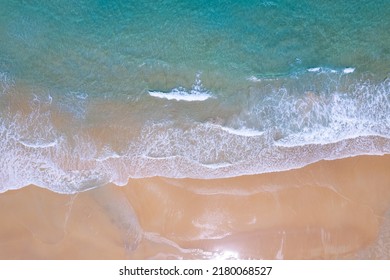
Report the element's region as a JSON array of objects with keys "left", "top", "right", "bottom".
[{"left": 0, "top": 0, "right": 389, "bottom": 193}]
